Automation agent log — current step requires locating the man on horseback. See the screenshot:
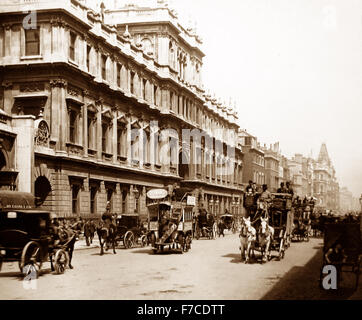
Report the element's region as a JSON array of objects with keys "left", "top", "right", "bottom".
[{"left": 102, "top": 202, "right": 115, "bottom": 237}]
